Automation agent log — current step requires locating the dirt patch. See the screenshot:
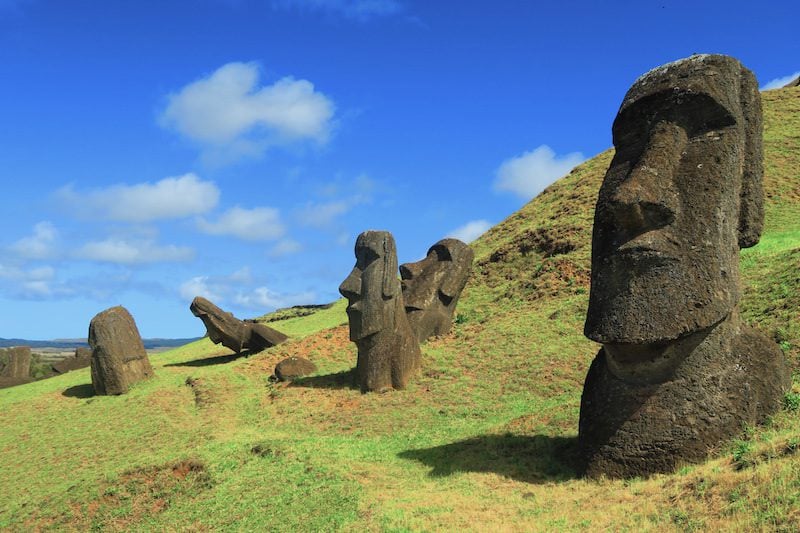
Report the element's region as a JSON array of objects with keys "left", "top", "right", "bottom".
[
  {"left": 29, "top": 459, "right": 211, "bottom": 531},
  {"left": 185, "top": 376, "right": 214, "bottom": 408},
  {"left": 238, "top": 325, "right": 353, "bottom": 378}
]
